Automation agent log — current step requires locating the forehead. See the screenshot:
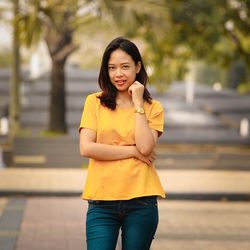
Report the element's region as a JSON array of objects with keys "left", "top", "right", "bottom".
[{"left": 109, "top": 49, "right": 134, "bottom": 64}]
